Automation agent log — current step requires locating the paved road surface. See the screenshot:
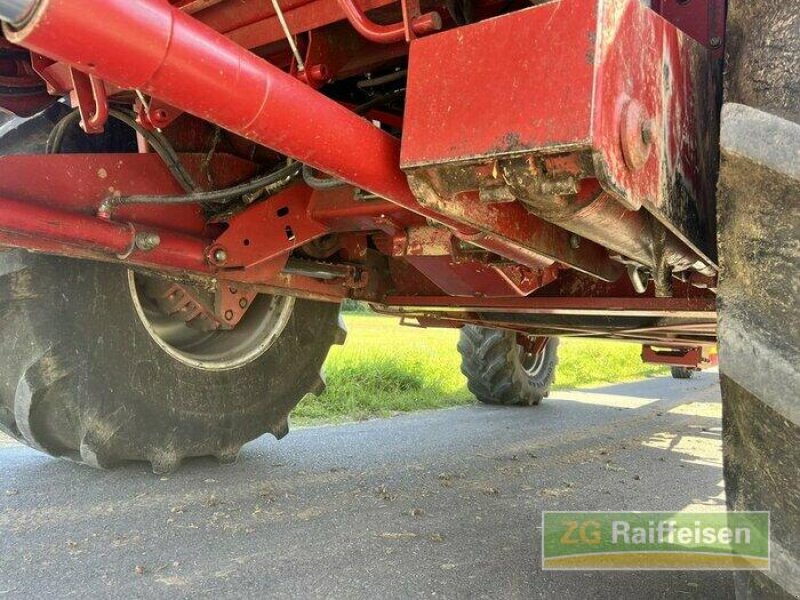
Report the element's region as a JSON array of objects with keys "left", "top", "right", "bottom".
[{"left": 1, "top": 372, "right": 732, "bottom": 599}]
